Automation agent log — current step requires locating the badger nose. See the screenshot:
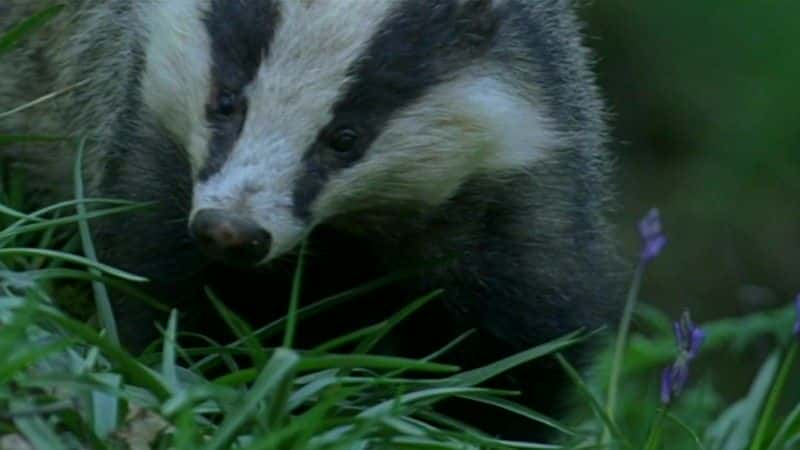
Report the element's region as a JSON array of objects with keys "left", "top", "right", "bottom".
[{"left": 189, "top": 209, "right": 271, "bottom": 266}]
